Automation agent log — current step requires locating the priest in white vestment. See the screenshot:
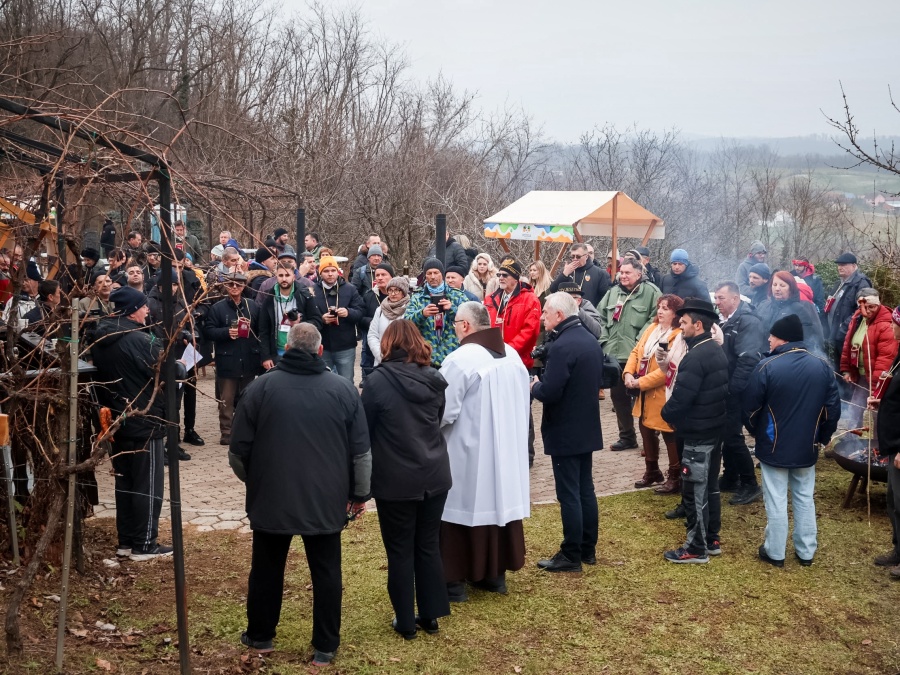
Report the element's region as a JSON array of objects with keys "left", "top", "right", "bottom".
[{"left": 439, "top": 301, "right": 531, "bottom": 601}]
